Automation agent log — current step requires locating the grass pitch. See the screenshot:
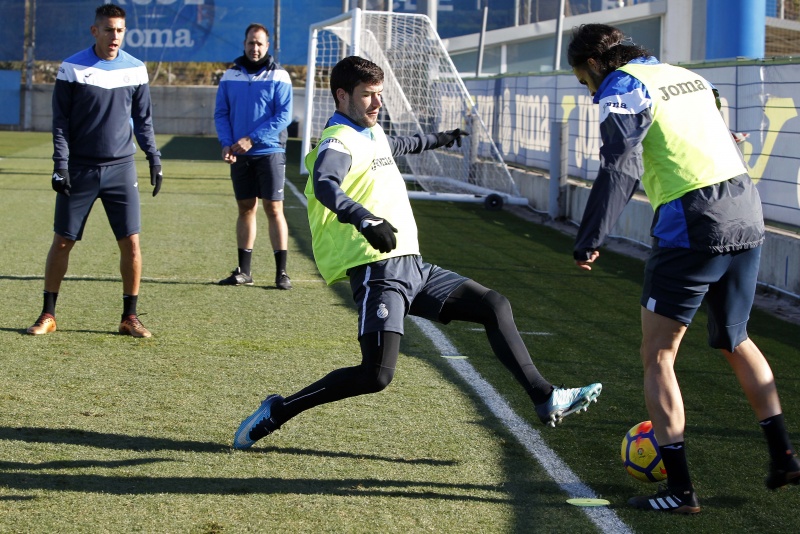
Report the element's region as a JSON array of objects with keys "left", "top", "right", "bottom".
[{"left": 0, "top": 132, "right": 798, "bottom": 533}]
